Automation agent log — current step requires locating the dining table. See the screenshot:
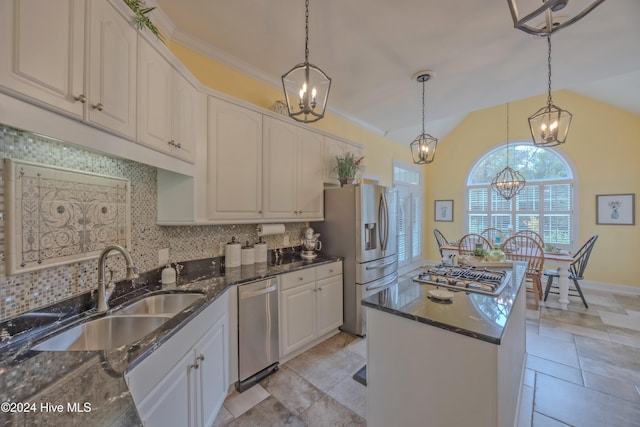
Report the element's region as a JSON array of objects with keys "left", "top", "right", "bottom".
[{"left": 439, "top": 244, "right": 575, "bottom": 309}]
